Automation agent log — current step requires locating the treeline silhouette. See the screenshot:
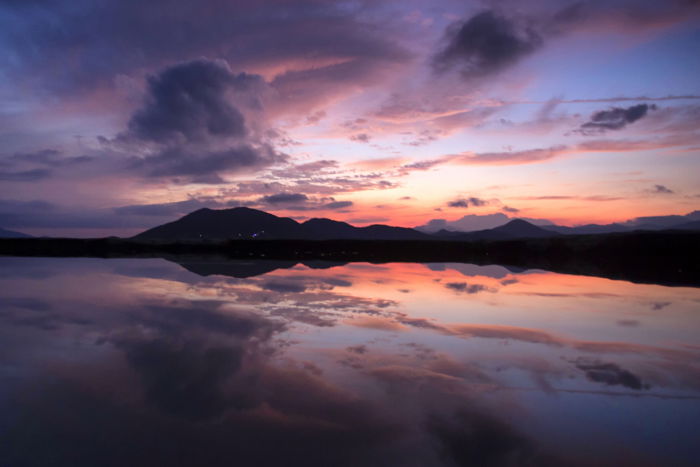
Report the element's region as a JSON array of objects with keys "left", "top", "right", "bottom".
[{"left": 1, "top": 230, "right": 699, "bottom": 287}]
